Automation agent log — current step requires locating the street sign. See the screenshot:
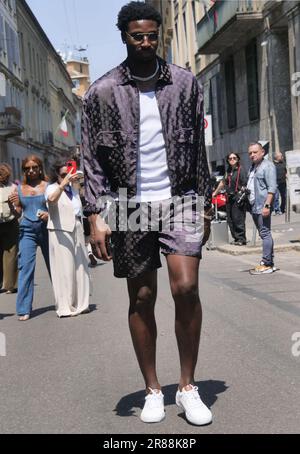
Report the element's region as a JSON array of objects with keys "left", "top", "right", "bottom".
[
  {"left": 204, "top": 115, "right": 212, "bottom": 146},
  {"left": 285, "top": 150, "right": 300, "bottom": 212}
]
